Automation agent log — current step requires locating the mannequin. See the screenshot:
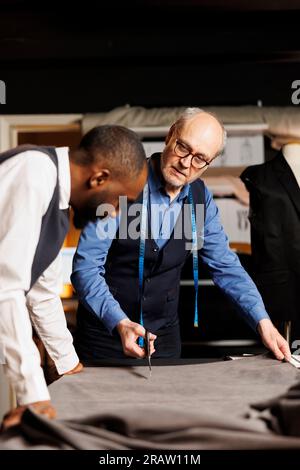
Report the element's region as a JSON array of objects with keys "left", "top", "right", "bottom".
[
  {"left": 240, "top": 144, "right": 300, "bottom": 344},
  {"left": 282, "top": 143, "right": 300, "bottom": 188},
  {"left": 278, "top": 142, "right": 300, "bottom": 342}
]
